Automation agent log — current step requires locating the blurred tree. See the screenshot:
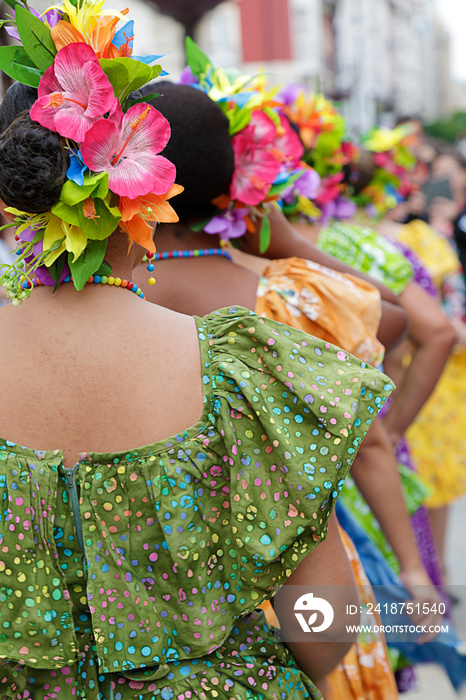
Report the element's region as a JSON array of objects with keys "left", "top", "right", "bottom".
[
  {"left": 426, "top": 112, "right": 466, "bottom": 144},
  {"left": 147, "top": 0, "right": 225, "bottom": 40}
]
